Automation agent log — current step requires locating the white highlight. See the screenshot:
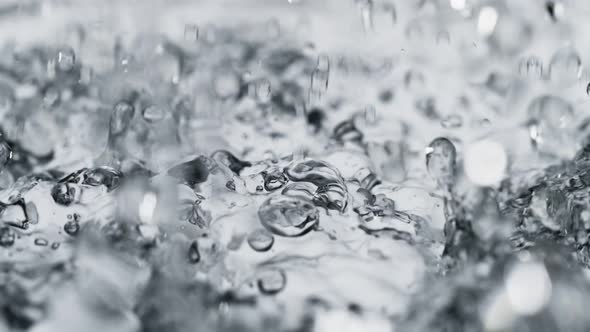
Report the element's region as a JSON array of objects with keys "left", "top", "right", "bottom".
[
  {"left": 478, "top": 6, "right": 498, "bottom": 37},
  {"left": 505, "top": 261, "right": 552, "bottom": 316},
  {"left": 464, "top": 140, "right": 507, "bottom": 187},
  {"left": 450, "top": 0, "right": 466, "bottom": 10},
  {"left": 139, "top": 192, "right": 158, "bottom": 224}
]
